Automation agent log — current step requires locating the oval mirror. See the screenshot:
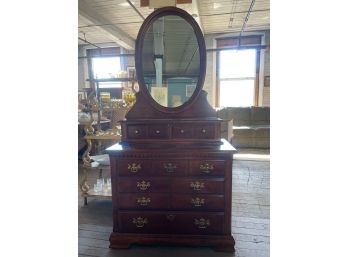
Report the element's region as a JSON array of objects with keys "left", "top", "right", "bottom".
[{"left": 136, "top": 7, "right": 206, "bottom": 110}]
